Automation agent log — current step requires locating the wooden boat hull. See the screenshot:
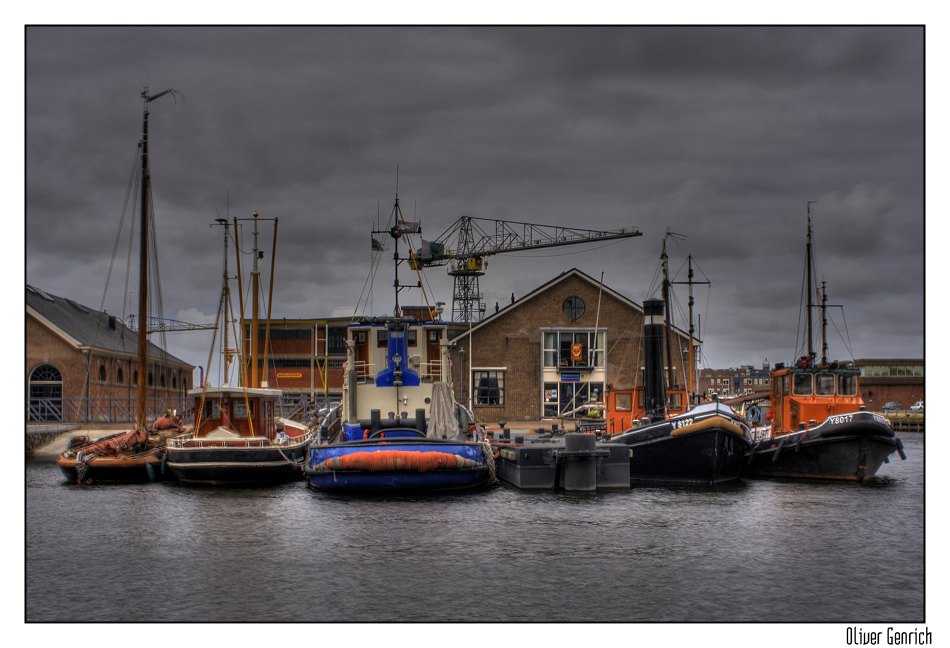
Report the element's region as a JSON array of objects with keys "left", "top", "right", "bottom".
[
  {"left": 744, "top": 411, "right": 903, "bottom": 481},
  {"left": 57, "top": 451, "right": 172, "bottom": 484},
  {"left": 165, "top": 439, "right": 308, "bottom": 485},
  {"left": 306, "top": 438, "right": 491, "bottom": 492},
  {"left": 610, "top": 406, "right": 753, "bottom": 485}
]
